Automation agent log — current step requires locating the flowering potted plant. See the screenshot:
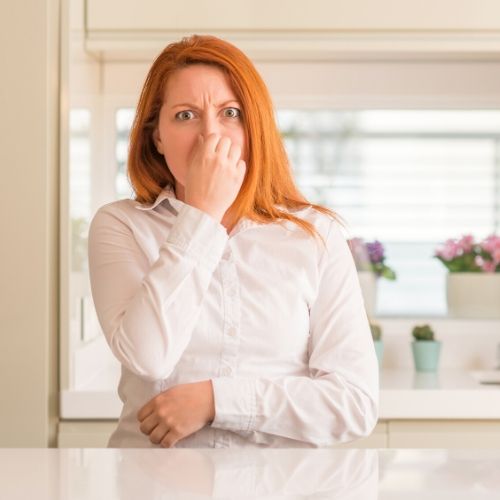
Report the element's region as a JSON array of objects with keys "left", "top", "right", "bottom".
[
  {"left": 369, "top": 321, "right": 384, "bottom": 369},
  {"left": 411, "top": 324, "right": 441, "bottom": 373},
  {"left": 349, "top": 238, "right": 397, "bottom": 315},
  {"left": 434, "top": 234, "right": 500, "bottom": 318}
]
